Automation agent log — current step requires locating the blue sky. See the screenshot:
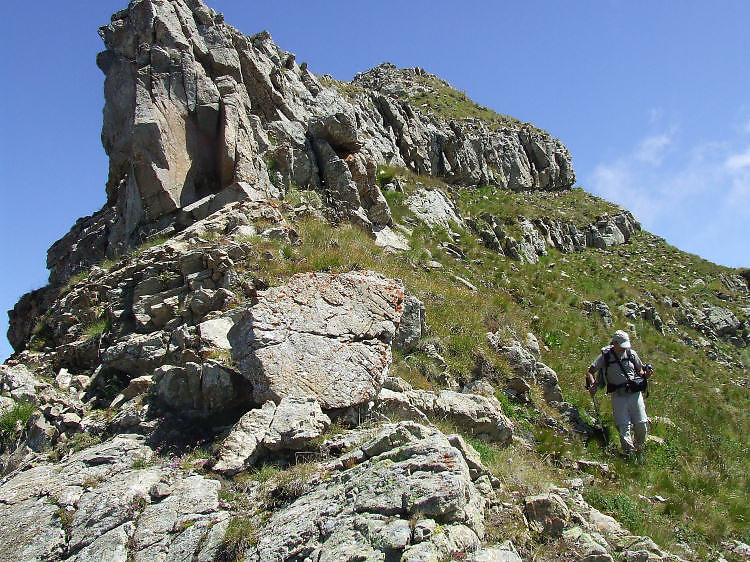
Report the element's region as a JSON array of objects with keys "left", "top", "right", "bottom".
[{"left": 2, "top": 1, "right": 749, "bottom": 360}]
